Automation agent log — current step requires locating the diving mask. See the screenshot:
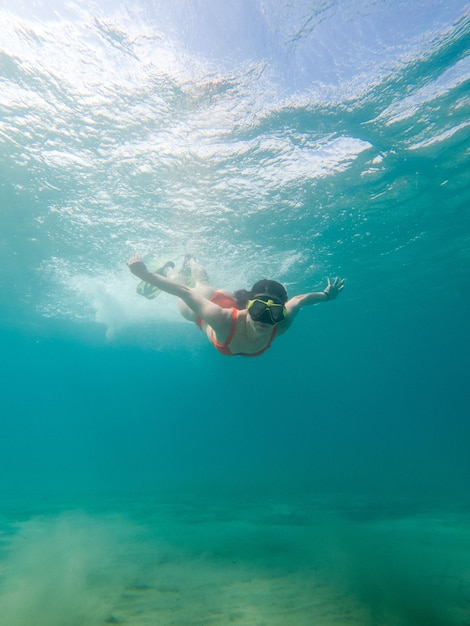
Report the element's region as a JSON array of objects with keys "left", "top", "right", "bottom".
[{"left": 247, "top": 296, "right": 287, "bottom": 325}]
